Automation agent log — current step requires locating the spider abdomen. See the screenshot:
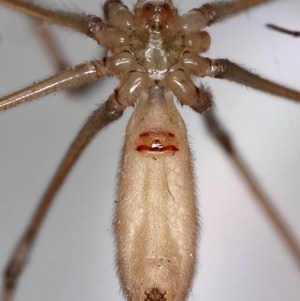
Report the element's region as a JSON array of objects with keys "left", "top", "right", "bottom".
[{"left": 115, "top": 88, "right": 198, "bottom": 301}]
